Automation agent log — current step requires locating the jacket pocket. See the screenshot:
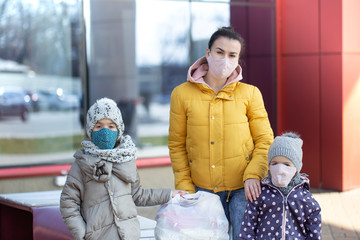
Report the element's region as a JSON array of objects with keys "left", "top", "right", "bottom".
[
  {"left": 188, "top": 146, "right": 193, "bottom": 165},
  {"left": 242, "top": 139, "right": 254, "bottom": 163}
]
